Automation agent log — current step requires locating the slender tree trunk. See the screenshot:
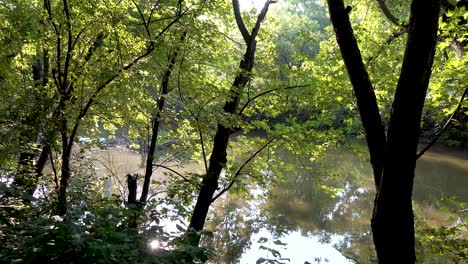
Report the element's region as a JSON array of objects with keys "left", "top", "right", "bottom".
[
  {"left": 140, "top": 31, "right": 186, "bottom": 203},
  {"left": 57, "top": 150, "right": 71, "bottom": 216},
  {"left": 327, "top": 0, "right": 440, "bottom": 262},
  {"left": 187, "top": 46, "right": 255, "bottom": 243},
  {"left": 187, "top": 124, "right": 232, "bottom": 246},
  {"left": 326, "top": 0, "right": 386, "bottom": 190},
  {"left": 57, "top": 119, "right": 72, "bottom": 216},
  {"left": 127, "top": 174, "right": 138, "bottom": 205},
  {"left": 187, "top": 0, "right": 271, "bottom": 246}
]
